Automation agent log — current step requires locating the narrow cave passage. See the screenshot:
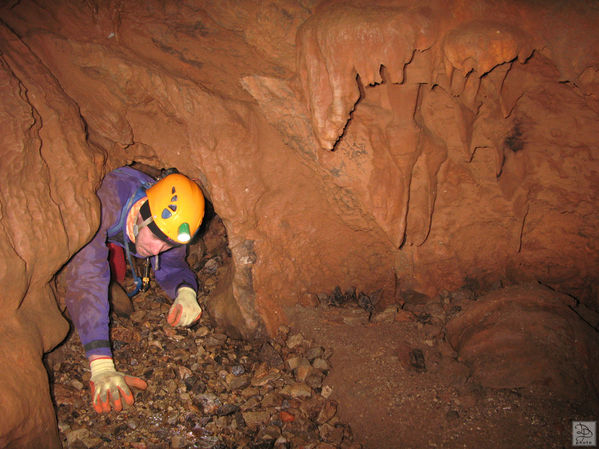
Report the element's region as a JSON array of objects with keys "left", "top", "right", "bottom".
[{"left": 43, "top": 162, "right": 360, "bottom": 448}]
